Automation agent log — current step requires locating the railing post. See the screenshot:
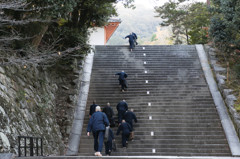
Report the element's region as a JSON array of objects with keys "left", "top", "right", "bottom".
[
  {"left": 24, "top": 137, "right": 27, "bottom": 156},
  {"left": 18, "top": 136, "right": 43, "bottom": 157},
  {"left": 30, "top": 137, "right": 34, "bottom": 156},
  {"left": 36, "top": 138, "right": 39, "bottom": 156},
  {"left": 41, "top": 138, "right": 43, "bottom": 156},
  {"left": 18, "top": 136, "right": 21, "bottom": 157}
]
